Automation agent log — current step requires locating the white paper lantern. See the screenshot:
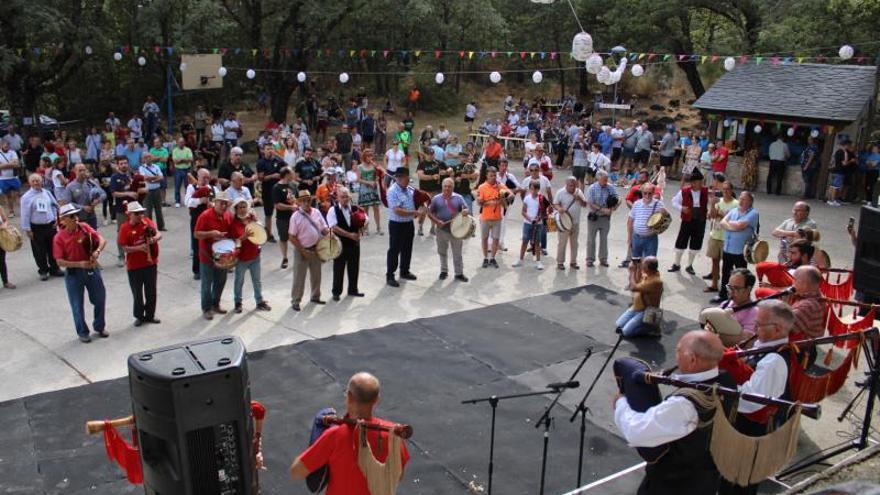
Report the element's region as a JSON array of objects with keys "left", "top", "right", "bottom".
[
  {"left": 597, "top": 66, "right": 611, "bottom": 84},
  {"left": 723, "top": 57, "right": 736, "bottom": 71},
  {"left": 631, "top": 64, "right": 644, "bottom": 77},
  {"left": 532, "top": 71, "right": 543, "bottom": 84},
  {"left": 113, "top": 52, "right": 123, "bottom": 61},
  {"left": 753, "top": 125, "right": 762, "bottom": 134},
  {"left": 723, "top": 119, "right": 731, "bottom": 127},
  {"left": 786, "top": 127, "right": 795, "bottom": 137},
  {"left": 84, "top": 45, "right": 93, "bottom": 55},
  {"left": 179, "top": 62, "right": 187, "bottom": 72},
  {"left": 297, "top": 71, "right": 307, "bottom": 83},
  {"left": 435, "top": 72, "right": 445, "bottom": 84},
  {"left": 137, "top": 56, "right": 146, "bottom": 66},
  {"left": 339, "top": 72, "right": 349, "bottom": 84},
  {"left": 571, "top": 32, "right": 594, "bottom": 62},
  {"left": 839, "top": 44, "right": 854, "bottom": 60},
  {"left": 489, "top": 71, "right": 501, "bottom": 84},
  {"left": 246, "top": 69, "right": 256, "bottom": 79},
  {"left": 218, "top": 66, "right": 227, "bottom": 77},
  {"left": 810, "top": 129, "right": 820, "bottom": 138},
  {"left": 586, "top": 54, "right": 603, "bottom": 74}
]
